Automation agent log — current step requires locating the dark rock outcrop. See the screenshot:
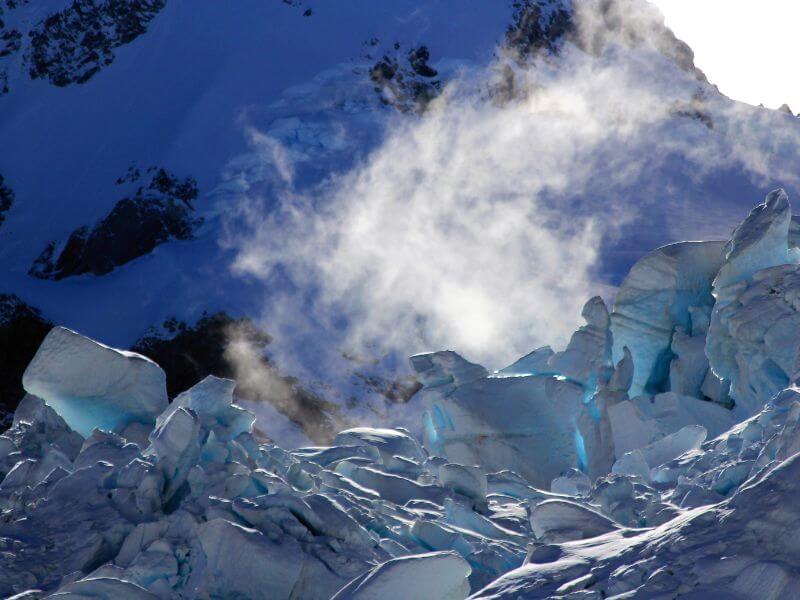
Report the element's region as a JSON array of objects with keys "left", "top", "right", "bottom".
[
  {"left": 370, "top": 44, "right": 441, "bottom": 114},
  {"left": 1, "top": 0, "right": 166, "bottom": 95},
  {"left": 28, "top": 0, "right": 168, "bottom": 87},
  {"left": 0, "top": 174, "right": 13, "bottom": 228},
  {"left": 354, "top": 372, "right": 422, "bottom": 405},
  {"left": 0, "top": 23, "right": 21, "bottom": 59},
  {"left": 133, "top": 313, "right": 346, "bottom": 444},
  {"left": 0, "top": 295, "right": 53, "bottom": 426},
  {"left": 571, "top": 0, "right": 706, "bottom": 80},
  {"left": 505, "top": 0, "right": 573, "bottom": 63},
  {"left": 29, "top": 167, "right": 201, "bottom": 280},
  {"left": 495, "top": 0, "right": 705, "bottom": 103},
  {"left": 132, "top": 312, "right": 271, "bottom": 399},
  {"left": 672, "top": 92, "right": 714, "bottom": 129}
]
